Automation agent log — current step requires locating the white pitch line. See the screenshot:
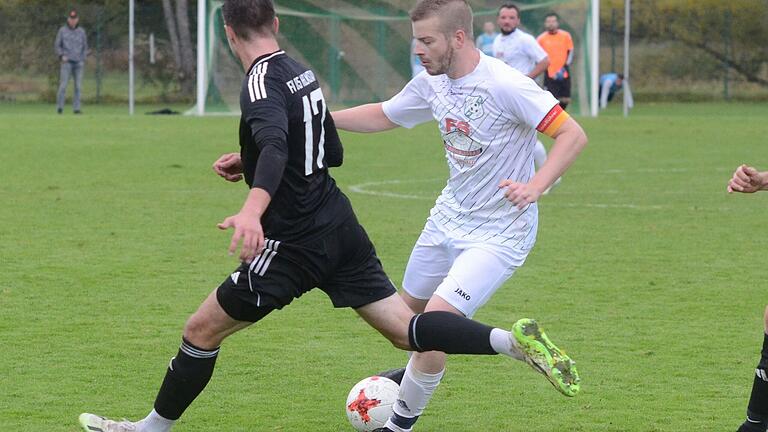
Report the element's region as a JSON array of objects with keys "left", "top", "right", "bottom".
[
  {"left": 575, "top": 167, "right": 731, "bottom": 175},
  {"left": 348, "top": 178, "right": 441, "bottom": 201},
  {"left": 347, "top": 178, "right": 674, "bottom": 211},
  {"left": 549, "top": 202, "right": 665, "bottom": 210}
]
